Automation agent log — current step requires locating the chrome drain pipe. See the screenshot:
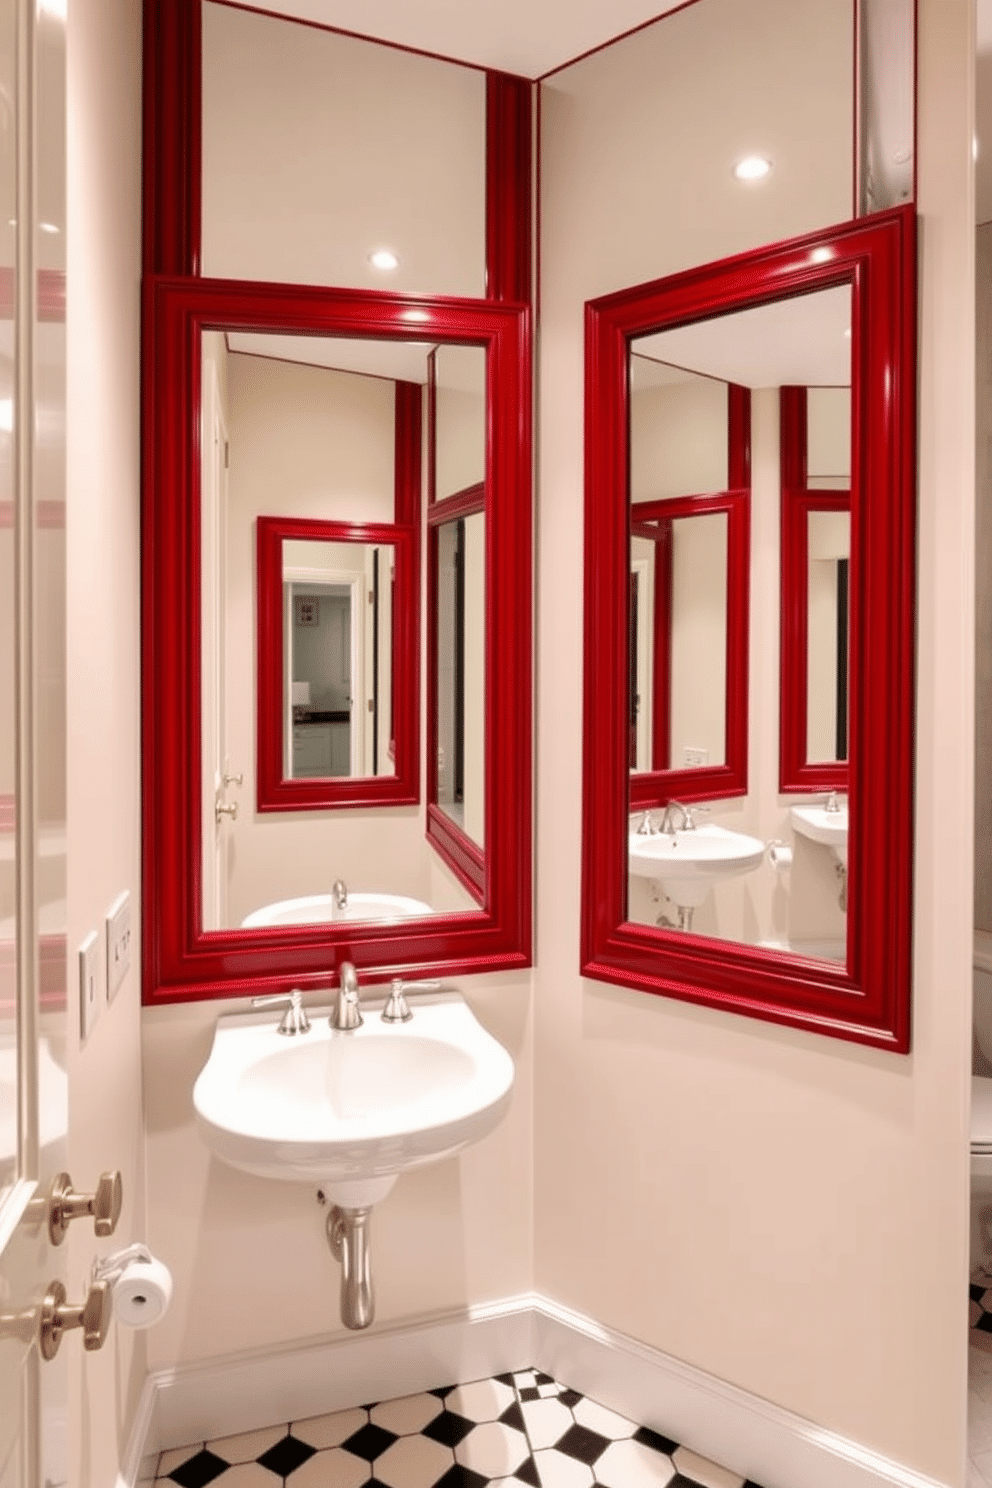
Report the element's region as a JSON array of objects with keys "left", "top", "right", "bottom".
[{"left": 326, "top": 1205, "right": 374, "bottom": 1330}]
